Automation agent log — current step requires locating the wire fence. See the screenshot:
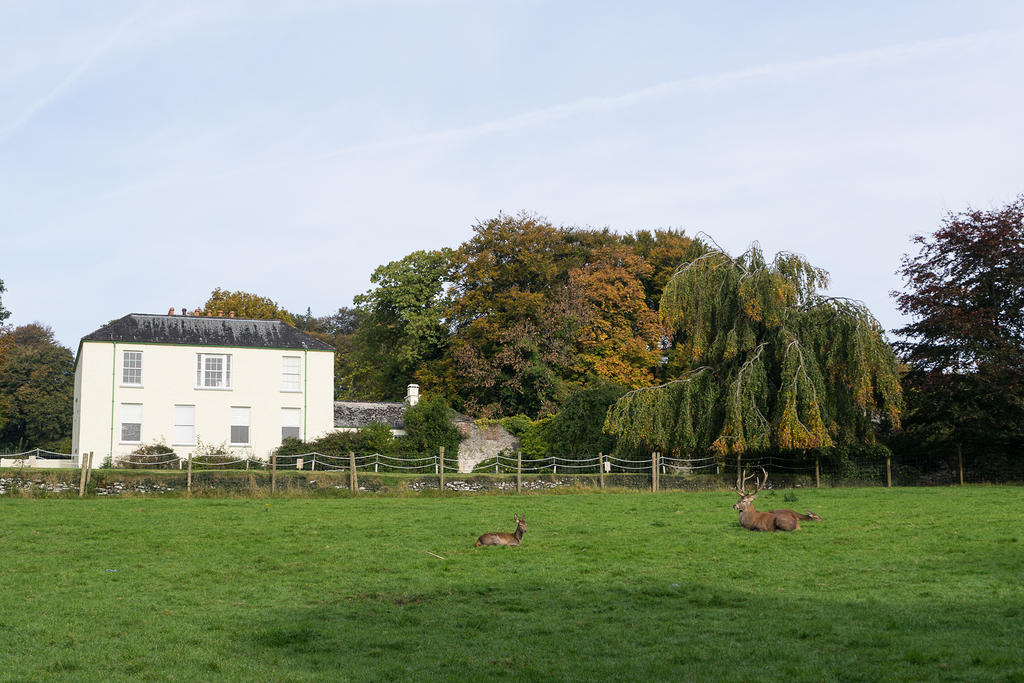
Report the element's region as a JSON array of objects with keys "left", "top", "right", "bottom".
[
  {"left": 0, "top": 449, "right": 78, "bottom": 468},
  {"left": 3, "top": 447, "right": 1021, "bottom": 487}
]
